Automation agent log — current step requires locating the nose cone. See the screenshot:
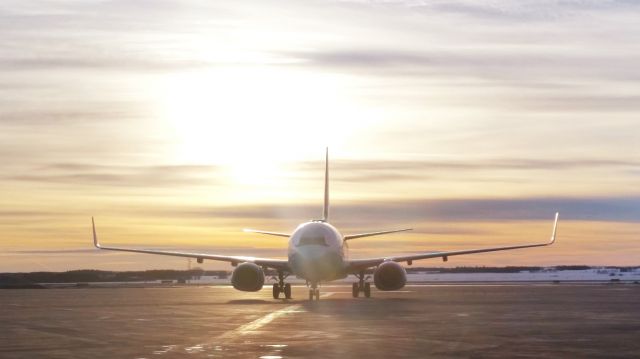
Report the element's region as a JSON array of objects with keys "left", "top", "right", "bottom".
[
  {"left": 295, "top": 245, "right": 326, "bottom": 259},
  {"left": 289, "top": 246, "right": 343, "bottom": 282}
]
